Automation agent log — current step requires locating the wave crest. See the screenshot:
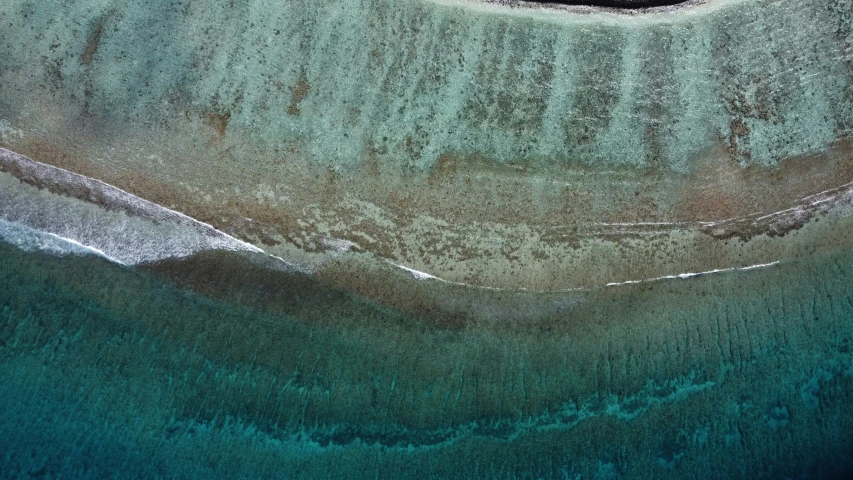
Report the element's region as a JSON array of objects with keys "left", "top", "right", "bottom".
[{"left": 0, "top": 147, "right": 265, "bottom": 265}]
